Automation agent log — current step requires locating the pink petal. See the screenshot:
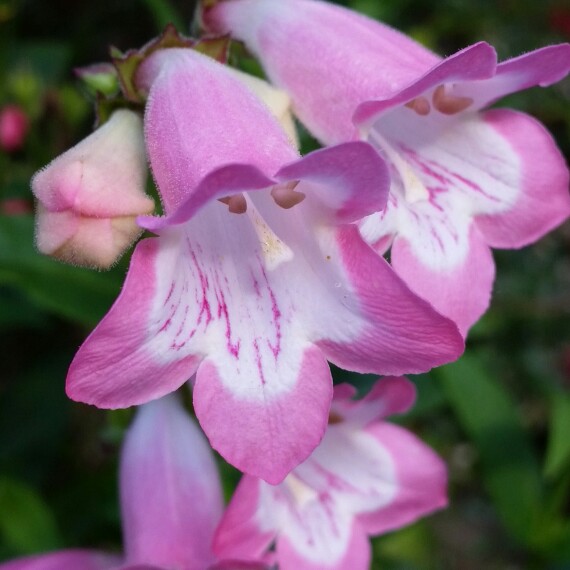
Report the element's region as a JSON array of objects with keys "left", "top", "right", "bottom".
[
  {"left": 204, "top": 0, "right": 440, "bottom": 145},
  {"left": 117, "top": 566, "right": 162, "bottom": 570},
  {"left": 209, "top": 562, "right": 268, "bottom": 570},
  {"left": 213, "top": 476, "right": 276, "bottom": 562},
  {"left": 332, "top": 376, "right": 416, "bottom": 426},
  {"left": 194, "top": 346, "right": 332, "bottom": 484},
  {"left": 391, "top": 225, "right": 495, "bottom": 336},
  {"left": 138, "top": 48, "right": 298, "bottom": 214},
  {"left": 464, "top": 44, "right": 570, "bottom": 108},
  {"left": 474, "top": 109, "right": 570, "bottom": 248},
  {"left": 357, "top": 423, "right": 448, "bottom": 535},
  {"left": 316, "top": 225, "right": 464, "bottom": 375},
  {"left": 354, "top": 42, "right": 497, "bottom": 128},
  {"left": 120, "top": 394, "right": 222, "bottom": 569},
  {"left": 66, "top": 238, "right": 200, "bottom": 408},
  {"left": 0, "top": 551, "right": 120, "bottom": 570},
  {"left": 274, "top": 142, "right": 389, "bottom": 224}
]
